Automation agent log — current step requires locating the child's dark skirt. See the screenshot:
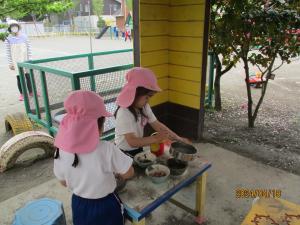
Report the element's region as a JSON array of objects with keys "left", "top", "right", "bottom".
[{"left": 72, "top": 192, "right": 124, "bottom": 225}]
